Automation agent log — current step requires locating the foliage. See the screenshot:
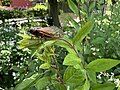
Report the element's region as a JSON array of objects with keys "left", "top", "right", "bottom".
[
  {"left": 17, "top": 19, "right": 120, "bottom": 90},
  {"left": 0, "top": 24, "right": 41, "bottom": 89},
  {"left": 0, "top": 4, "right": 47, "bottom": 20},
  {"left": 0, "top": 0, "right": 120, "bottom": 90}
]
